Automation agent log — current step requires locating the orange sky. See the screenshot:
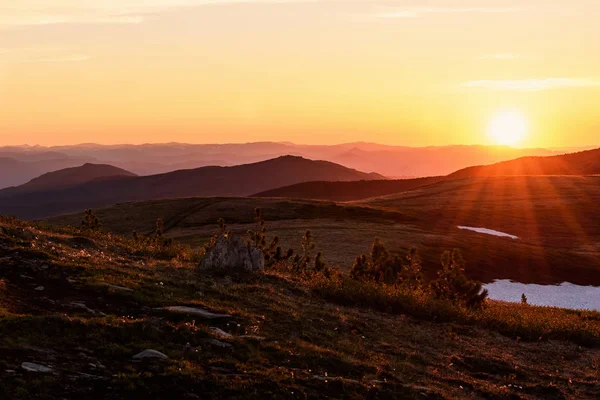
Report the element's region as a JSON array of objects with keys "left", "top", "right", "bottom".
[{"left": 1, "top": 0, "right": 599, "bottom": 148}]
